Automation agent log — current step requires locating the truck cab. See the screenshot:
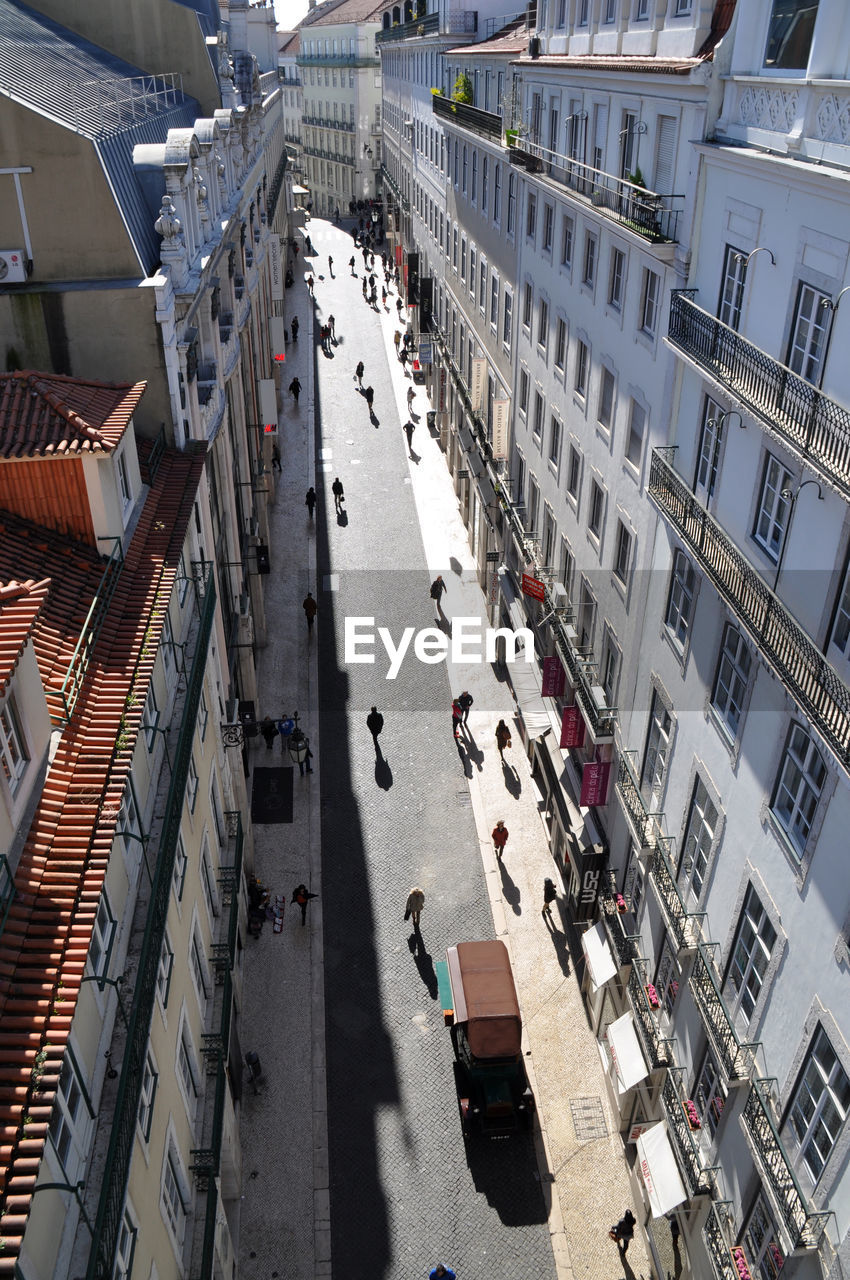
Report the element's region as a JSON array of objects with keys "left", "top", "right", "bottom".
[{"left": 441, "top": 940, "right": 535, "bottom": 1137}]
